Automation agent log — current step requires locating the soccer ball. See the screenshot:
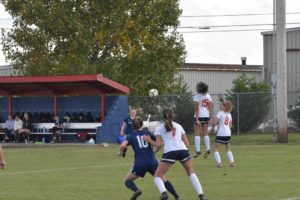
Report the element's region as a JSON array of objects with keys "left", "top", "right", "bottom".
[{"left": 148, "top": 89, "right": 159, "bottom": 97}]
